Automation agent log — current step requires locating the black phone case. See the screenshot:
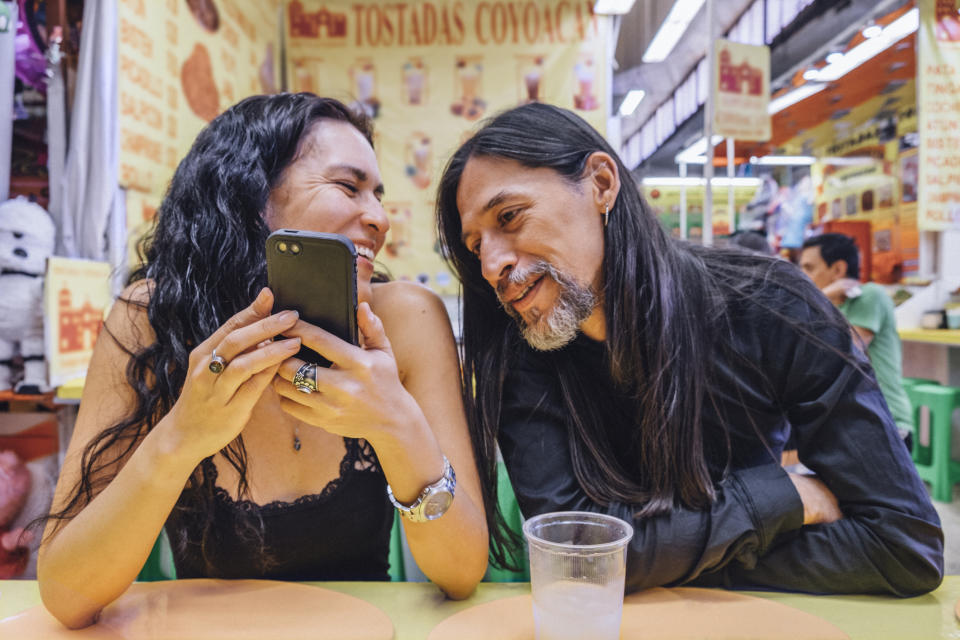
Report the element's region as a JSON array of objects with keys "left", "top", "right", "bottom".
[{"left": 266, "top": 230, "right": 358, "bottom": 367}]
